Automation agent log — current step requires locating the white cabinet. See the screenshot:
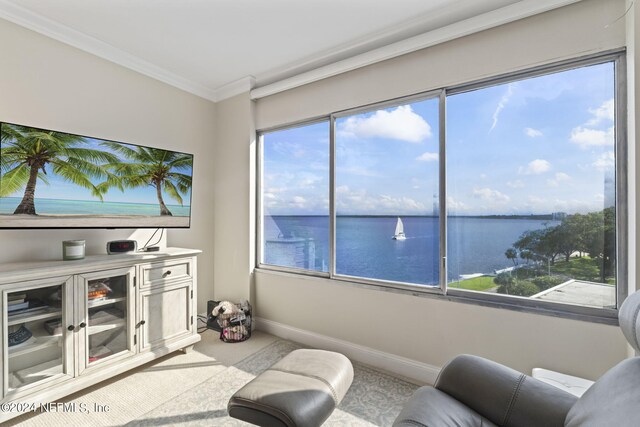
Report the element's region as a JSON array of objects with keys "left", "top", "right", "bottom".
[{"left": 0, "top": 248, "right": 200, "bottom": 423}]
